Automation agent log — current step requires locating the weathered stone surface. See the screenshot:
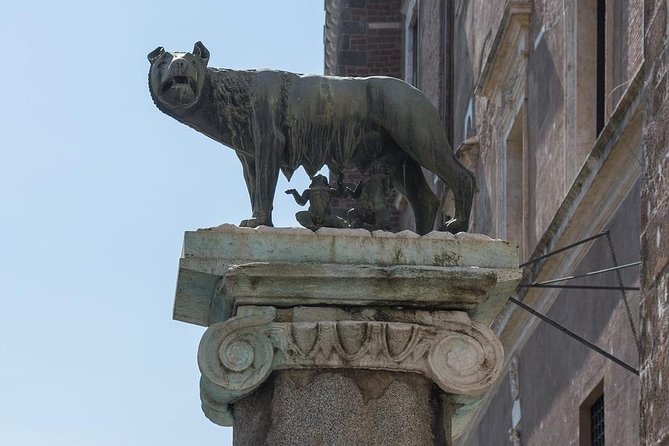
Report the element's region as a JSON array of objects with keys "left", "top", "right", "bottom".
[
  {"left": 198, "top": 309, "right": 504, "bottom": 427},
  {"left": 183, "top": 225, "right": 515, "bottom": 267},
  {"left": 173, "top": 225, "right": 520, "bottom": 443},
  {"left": 174, "top": 225, "right": 521, "bottom": 327},
  {"left": 640, "top": 276, "right": 669, "bottom": 445},
  {"left": 233, "top": 370, "right": 446, "bottom": 446},
  {"left": 217, "top": 263, "right": 508, "bottom": 321},
  {"left": 641, "top": 0, "right": 669, "bottom": 444}
]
